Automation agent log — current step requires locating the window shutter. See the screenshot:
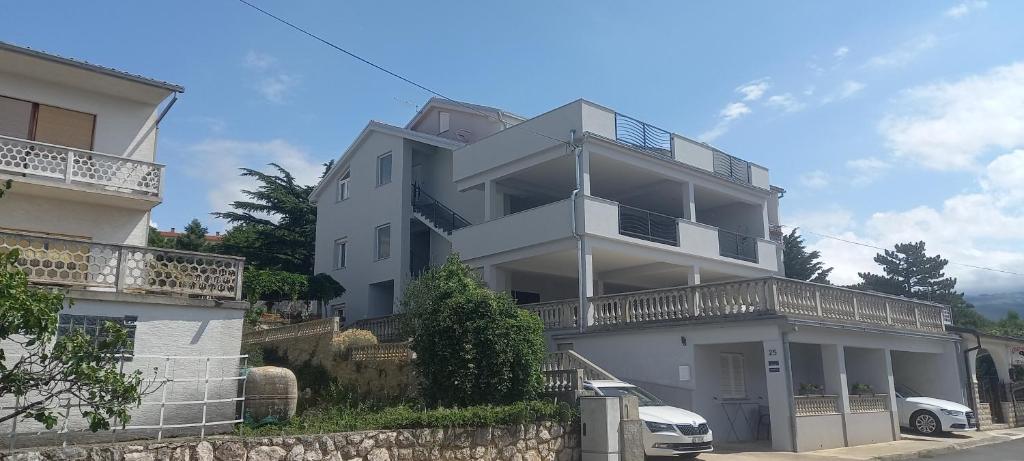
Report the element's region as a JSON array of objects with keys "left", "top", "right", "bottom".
[
  {"left": 34, "top": 104, "right": 95, "bottom": 150},
  {"left": 0, "top": 96, "right": 33, "bottom": 139},
  {"left": 719, "top": 353, "right": 747, "bottom": 399}
]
